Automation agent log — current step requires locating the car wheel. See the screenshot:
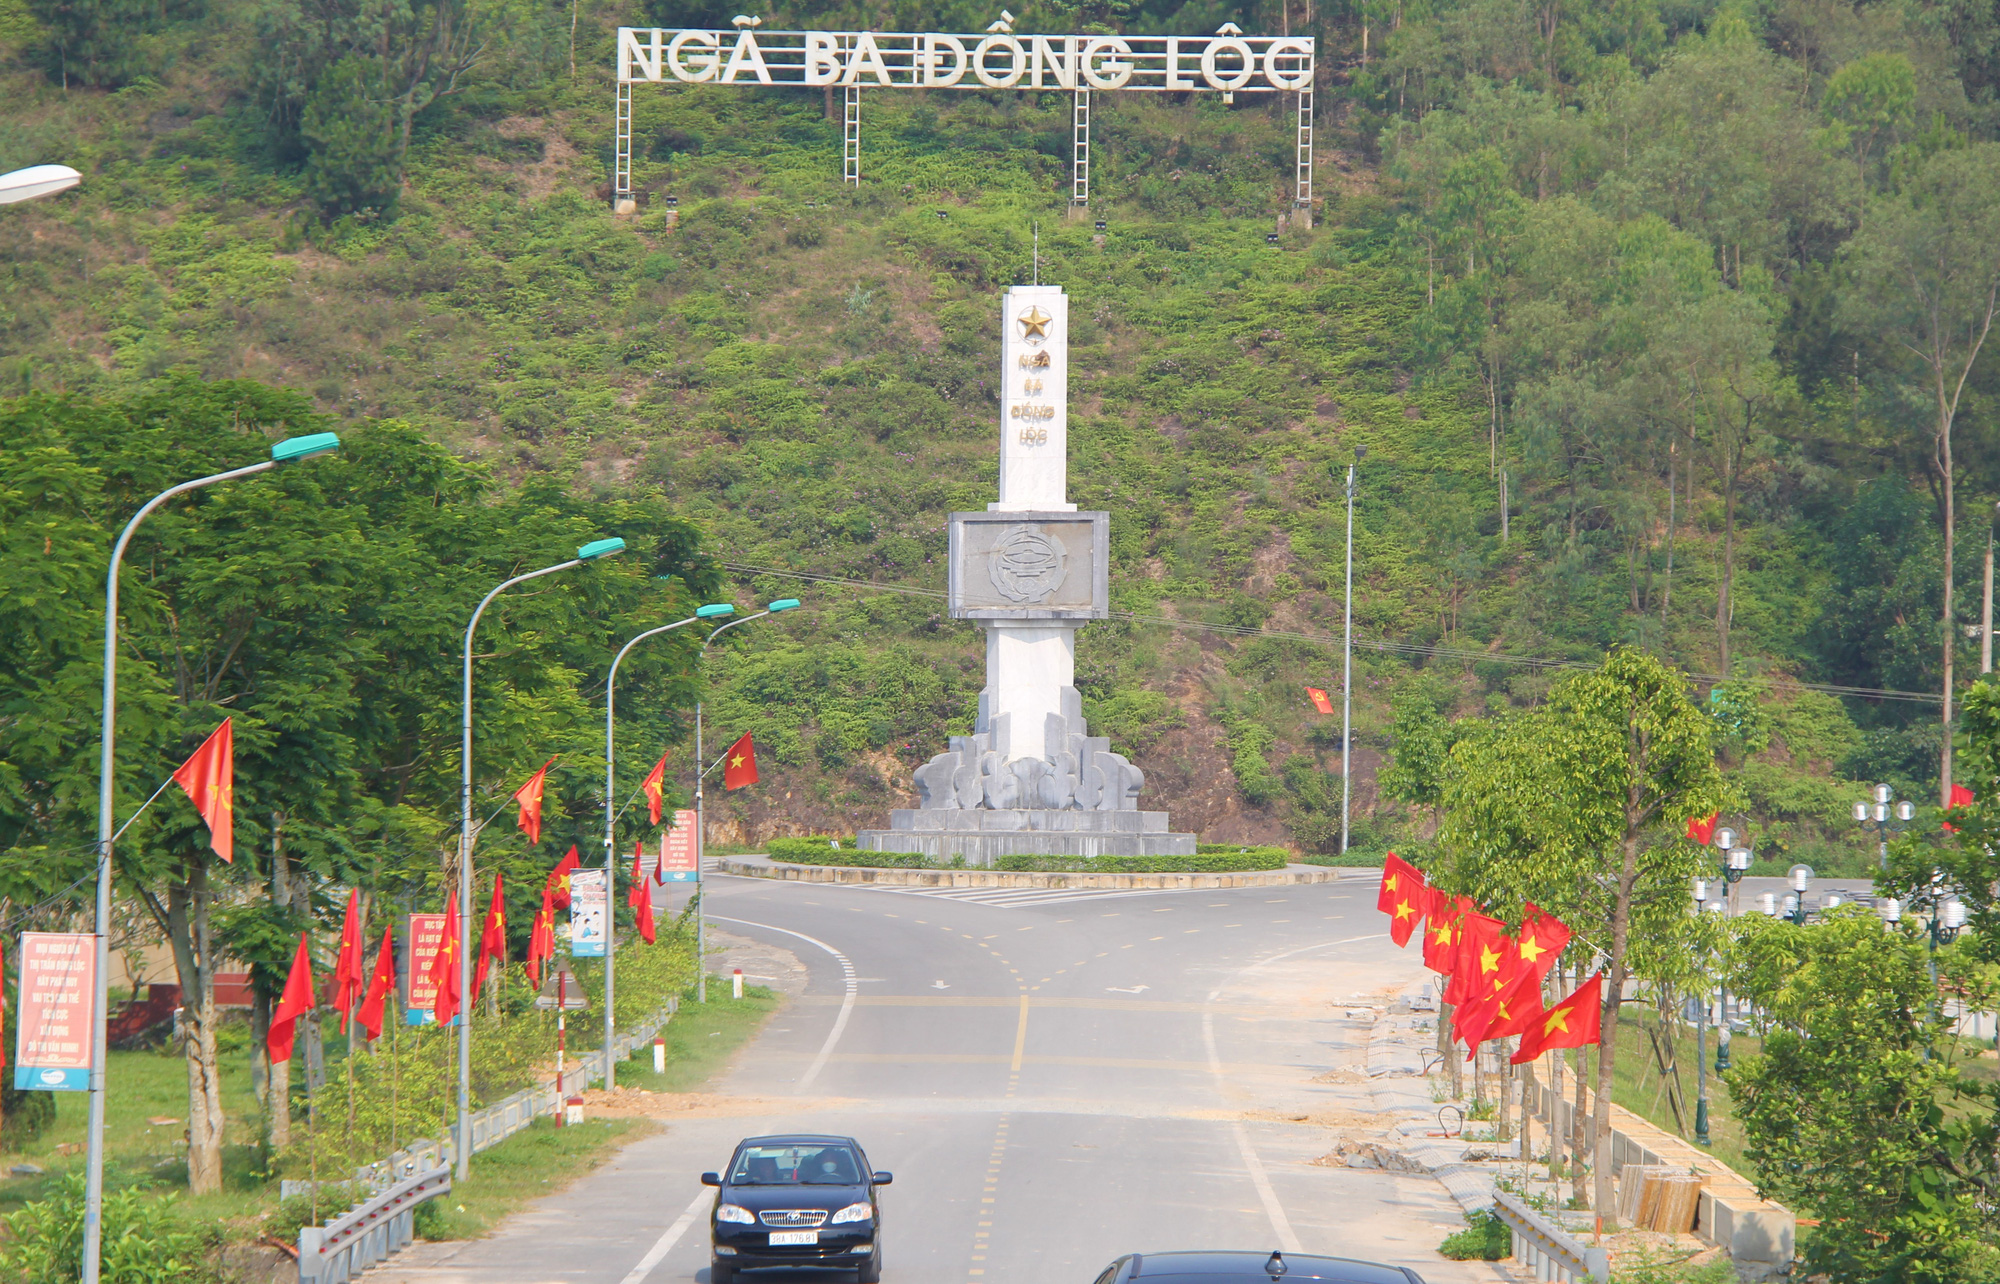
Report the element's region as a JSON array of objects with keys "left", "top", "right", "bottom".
[
  {"left": 858, "top": 1248, "right": 881, "bottom": 1283},
  {"left": 712, "top": 1262, "right": 735, "bottom": 1284}
]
